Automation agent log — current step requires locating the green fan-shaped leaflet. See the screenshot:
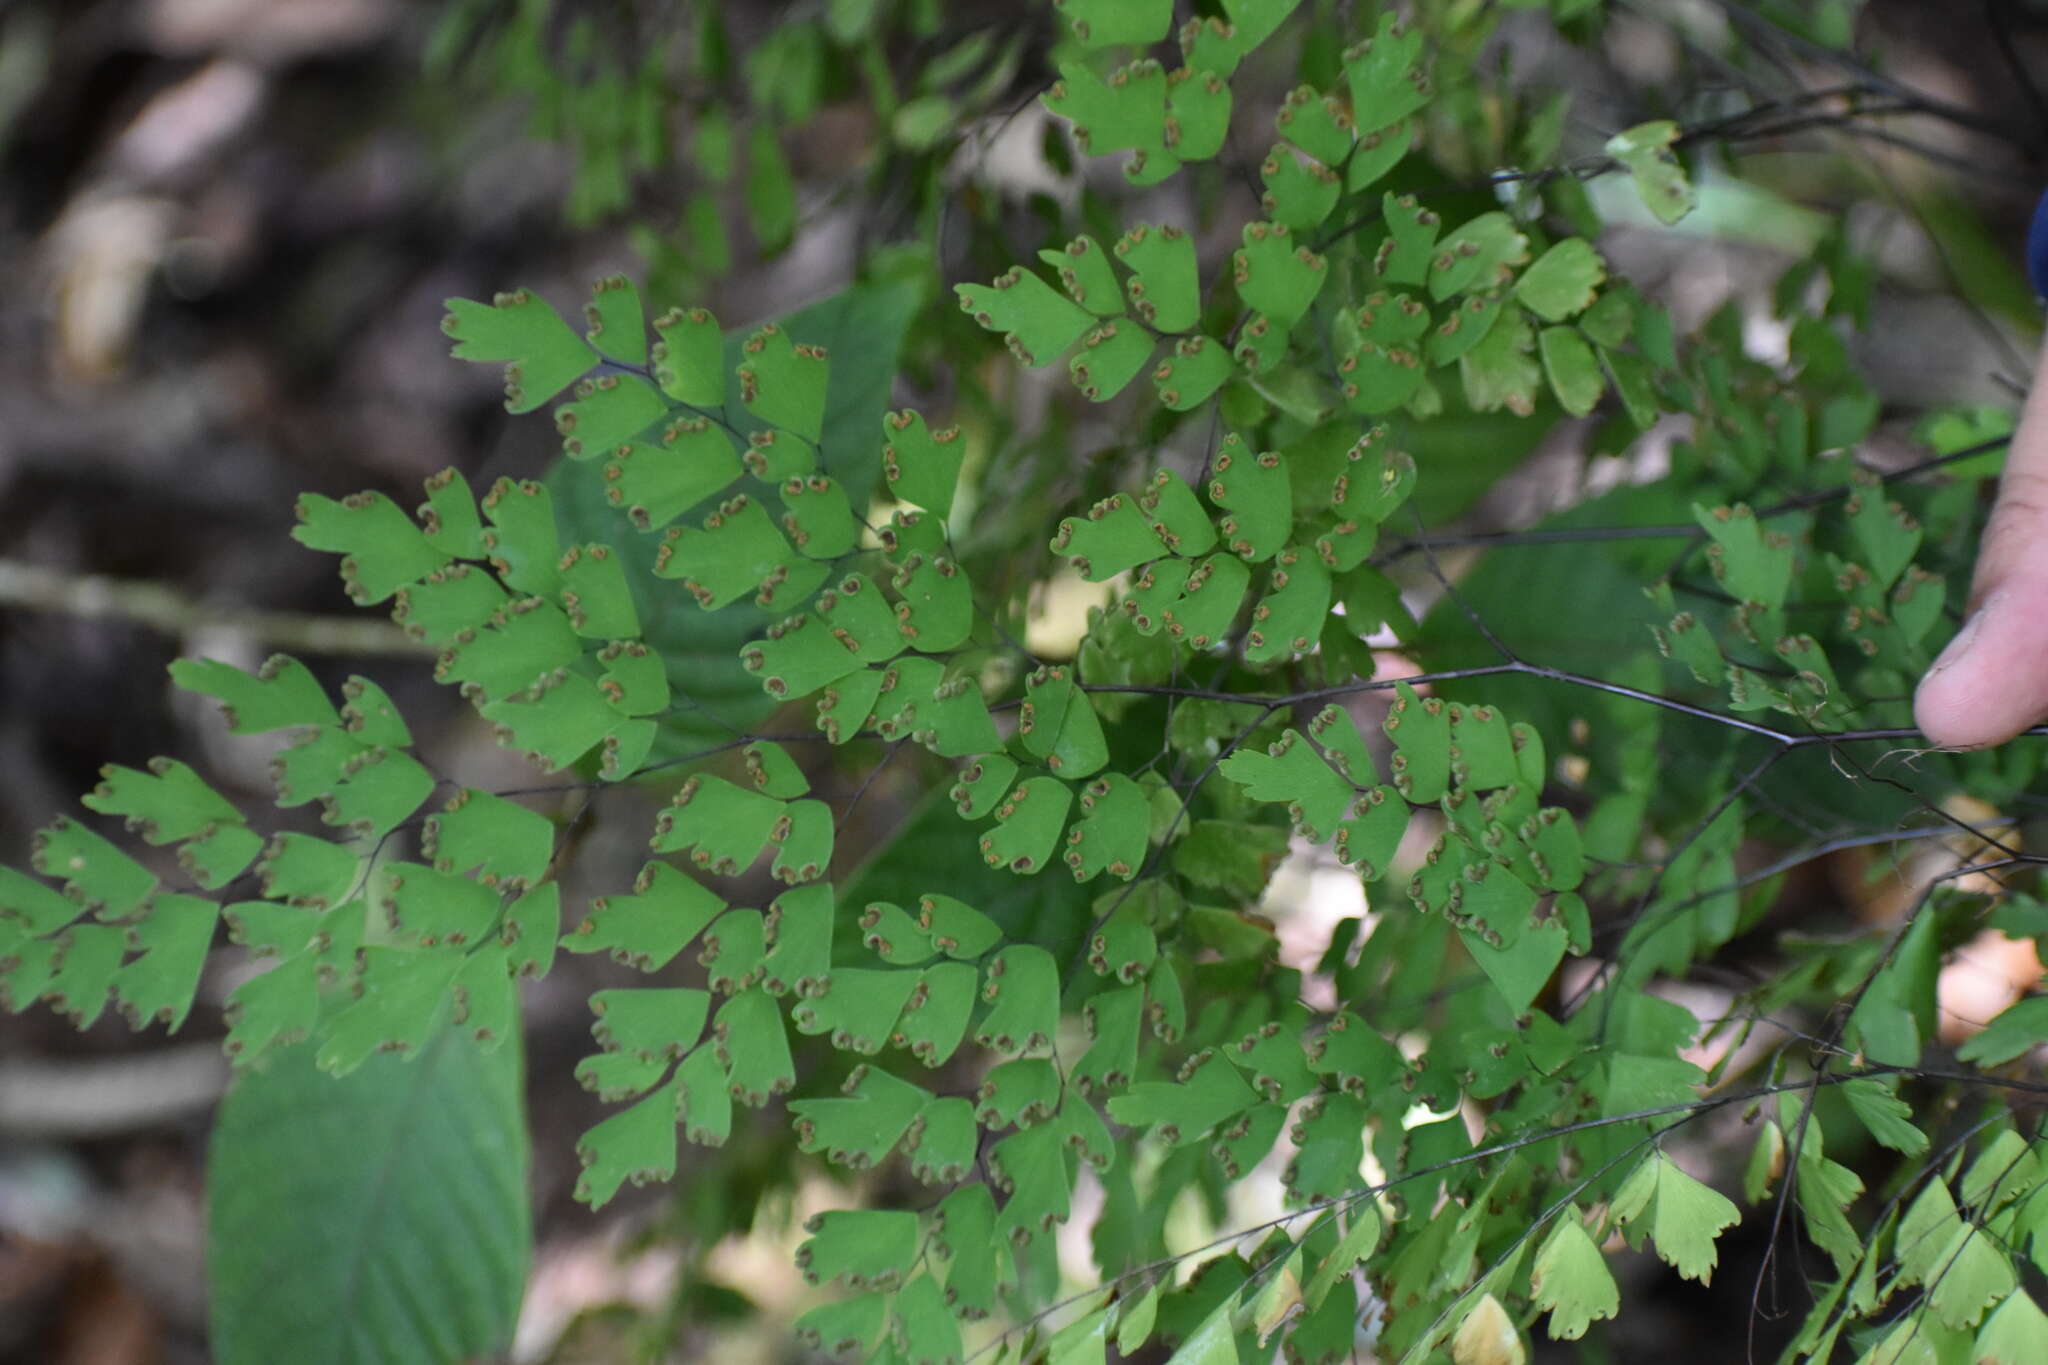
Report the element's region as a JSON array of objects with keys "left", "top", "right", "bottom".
[
  {"left": 736, "top": 323, "right": 829, "bottom": 444},
  {"left": 480, "top": 477, "right": 563, "bottom": 597},
  {"left": 1115, "top": 223, "right": 1200, "bottom": 332},
  {"left": 1605, "top": 120, "right": 1696, "bottom": 225},
  {"left": 1041, "top": 234, "right": 1122, "bottom": 314},
  {"left": 882, "top": 408, "right": 965, "bottom": 514},
  {"left": 1233, "top": 221, "right": 1325, "bottom": 326},
  {"left": 556, "top": 544, "right": 639, "bottom": 638},
  {"left": 1276, "top": 85, "right": 1353, "bottom": 166},
  {"left": 1344, "top": 13, "right": 1428, "bottom": 132},
  {"left": 423, "top": 789, "right": 553, "bottom": 891},
  {"left": 442, "top": 288, "right": 597, "bottom": 413},
  {"left": 582, "top": 273, "right": 647, "bottom": 367},
  {"left": 651, "top": 773, "right": 784, "bottom": 876},
  {"left": 1069, "top": 319, "right": 1155, "bottom": 401},
  {"left": 1152, "top": 335, "right": 1233, "bottom": 410},
  {"left": 651, "top": 306, "right": 723, "bottom": 406},
  {"left": 480, "top": 671, "right": 625, "bottom": 773},
  {"left": 293, "top": 492, "right": 450, "bottom": 606},
  {"left": 83, "top": 757, "right": 242, "bottom": 846},
  {"left": 600, "top": 420, "right": 744, "bottom": 533},
  {"left": 1261, "top": 143, "right": 1341, "bottom": 231},
  {"left": 171, "top": 655, "right": 340, "bottom": 734},
  {"left": 1042, "top": 58, "right": 1171, "bottom": 179},
  {"left": 1054, "top": 0, "right": 1170, "bottom": 46},
  {"left": 555, "top": 373, "right": 667, "bottom": 460},
  {"left": 1051, "top": 492, "right": 1169, "bottom": 581},
  {"left": 562, "top": 860, "right": 726, "bottom": 972},
  {"left": 1207, "top": 436, "right": 1292, "bottom": 561},
  {"left": 979, "top": 776, "right": 1073, "bottom": 875},
  {"left": 1158, "top": 552, "right": 1251, "bottom": 647},
  {"left": 956, "top": 264, "right": 1094, "bottom": 366}
]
